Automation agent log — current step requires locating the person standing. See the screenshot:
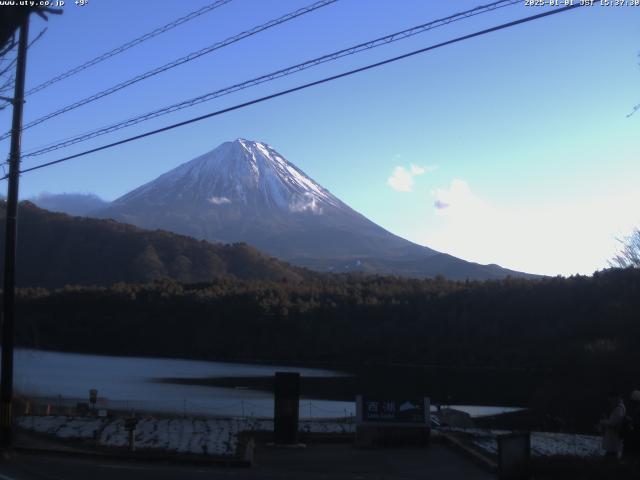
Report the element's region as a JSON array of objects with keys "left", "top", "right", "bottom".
[{"left": 599, "top": 392, "right": 626, "bottom": 461}]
